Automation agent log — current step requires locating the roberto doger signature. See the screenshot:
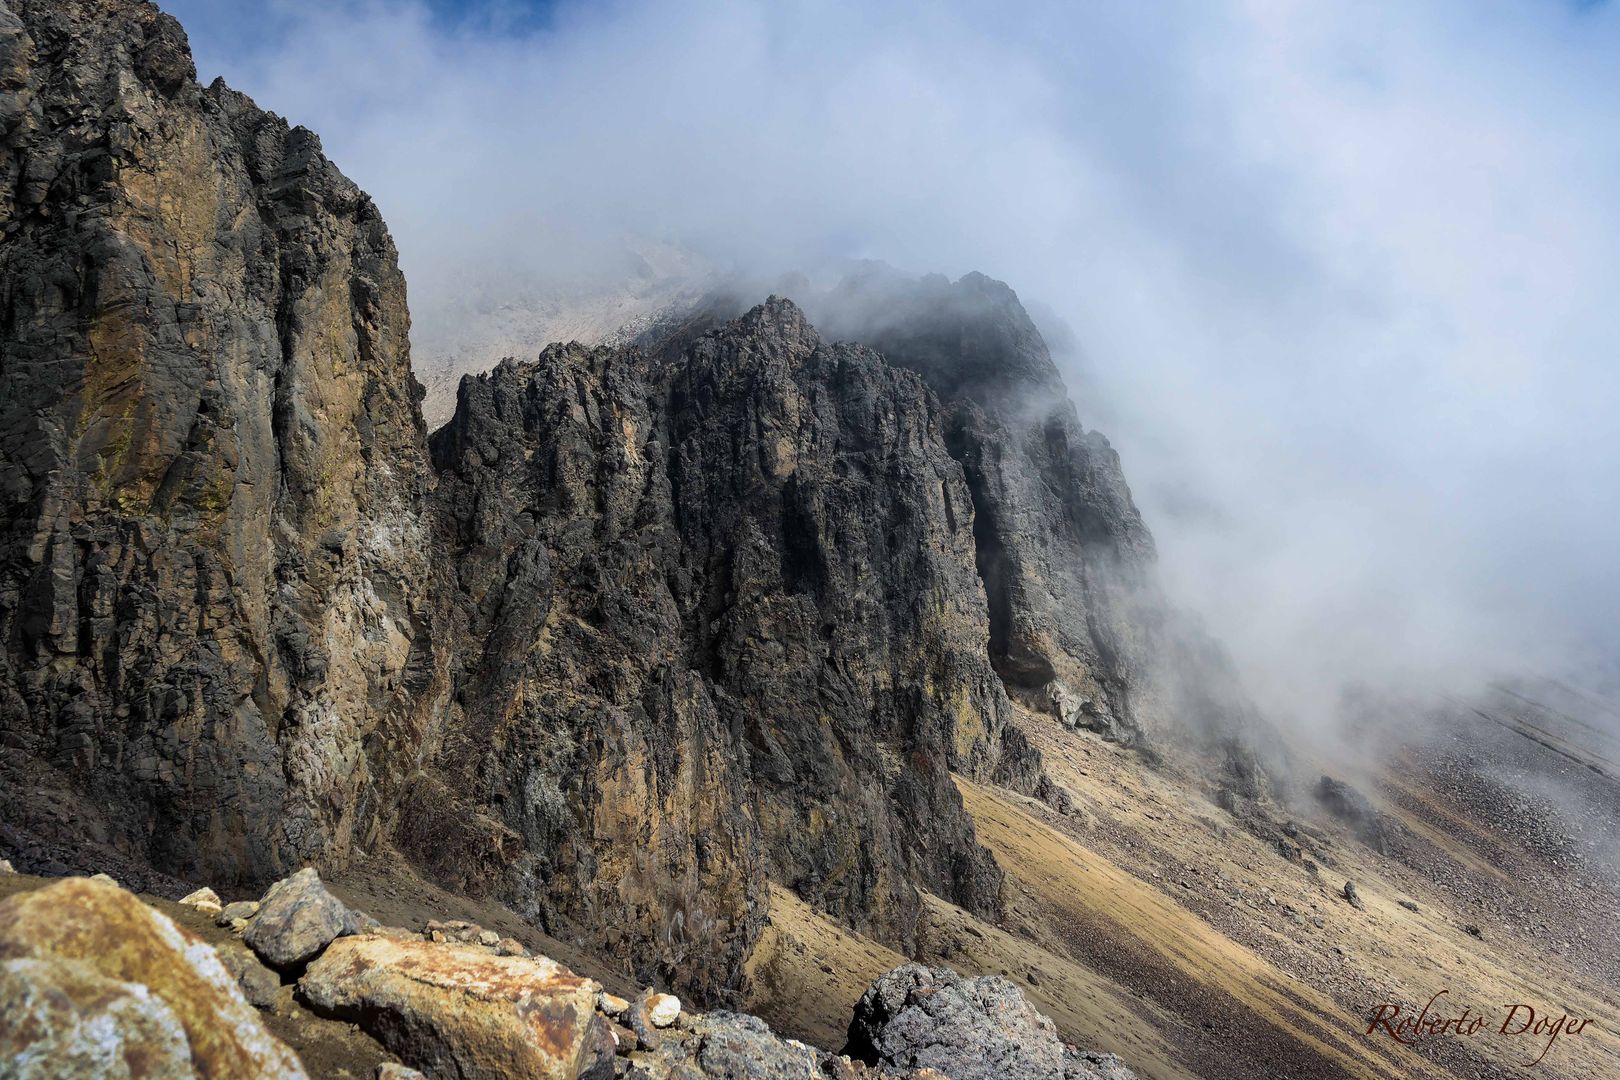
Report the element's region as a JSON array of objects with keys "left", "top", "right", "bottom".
[{"left": 1365, "top": 990, "right": 1597, "bottom": 1066}]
